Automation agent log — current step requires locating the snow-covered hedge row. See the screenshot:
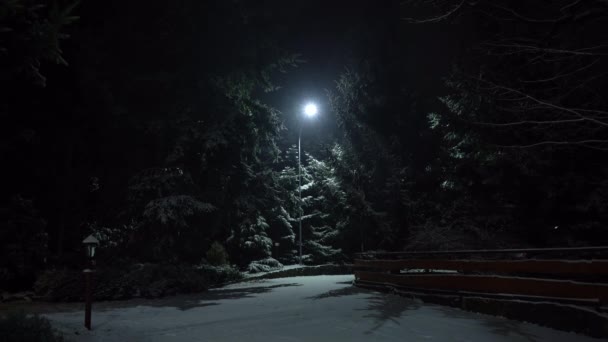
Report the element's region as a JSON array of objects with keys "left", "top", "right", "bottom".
[
  {"left": 252, "top": 264, "right": 352, "bottom": 279},
  {"left": 34, "top": 263, "right": 242, "bottom": 301},
  {"left": 246, "top": 257, "right": 283, "bottom": 273}
]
